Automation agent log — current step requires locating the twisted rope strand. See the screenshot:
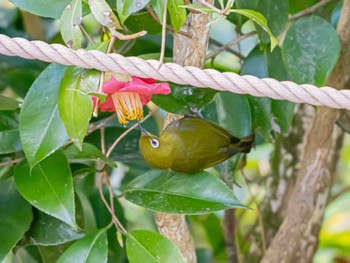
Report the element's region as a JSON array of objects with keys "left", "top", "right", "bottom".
[{"left": 1, "top": 33, "right": 350, "bottom": 110}]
